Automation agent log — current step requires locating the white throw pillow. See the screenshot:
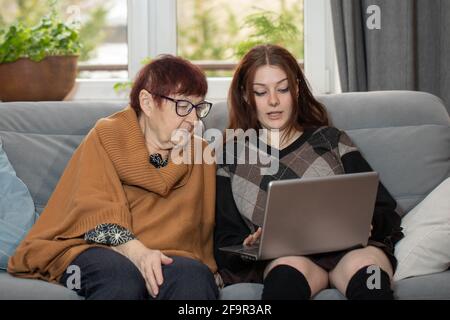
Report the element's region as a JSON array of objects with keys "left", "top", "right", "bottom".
[{"left": 394, "top": 178, "right": 450, "bottom": 281}]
